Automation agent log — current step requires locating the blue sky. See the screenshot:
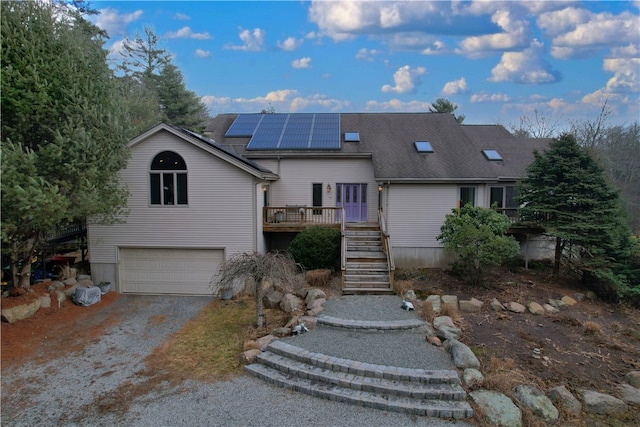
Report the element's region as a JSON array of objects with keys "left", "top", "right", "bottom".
[{"left": 92, "top": 1, "right": 639, "bottom": 128}]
